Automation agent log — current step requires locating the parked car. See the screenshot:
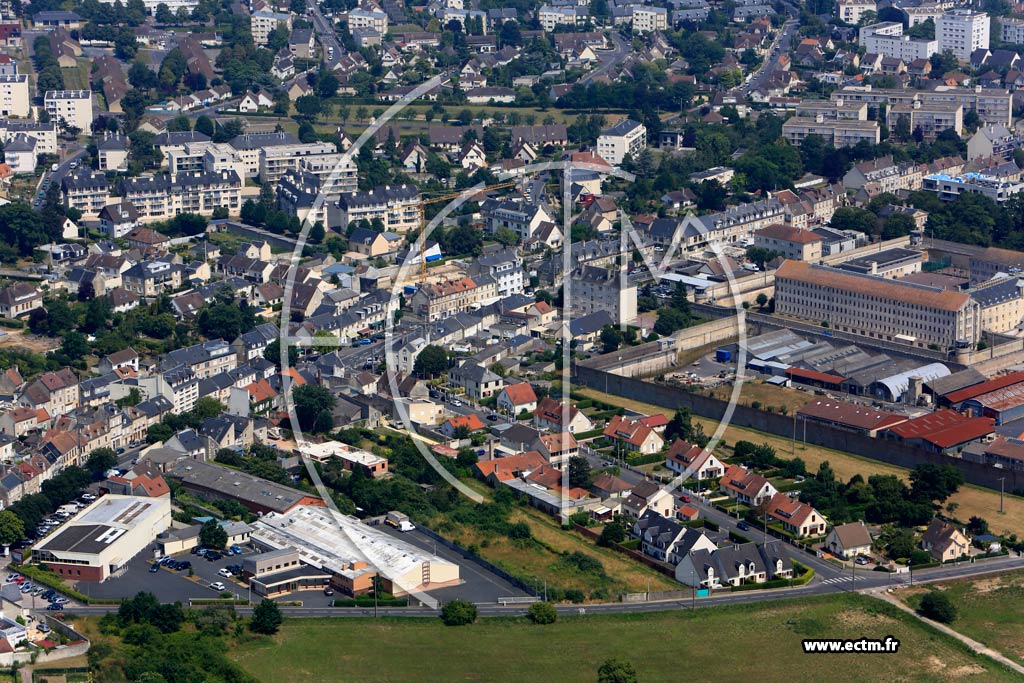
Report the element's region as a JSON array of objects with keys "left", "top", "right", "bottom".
[
  {"left": 206, "top": 552, "right": 222, "bottom": 562},
  {"left": 46, "top": 604, "right": 63, "bottom": 611},
  {"left": 209, "top": 582, "right": 226, "bottom": 591},
  {"left": 229, "top": 545, "right": 242, "bottom": 555},
  {"left": 218, "top": 568, "right": 233, "bottom": 578},
  {"left": 150, "top": 564, "right": 160, "bottom": 573},
  {"left": 176, "top": 561, "right": 191, "bottom": 571},
  {"left": 854, "top": 556, "right": 870, "bottom": 566},
  {"left": 36, "top": 624, "right": 50, "bottom": 633},
  {"left": 737, "top": 521, "right": 750, "bottom": 531},
  {"left": 80, "top": 493, "right": 96, "bottom": 501},
  {"left": 324, "top": 587, "right": 334, "bottom": 596}
]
